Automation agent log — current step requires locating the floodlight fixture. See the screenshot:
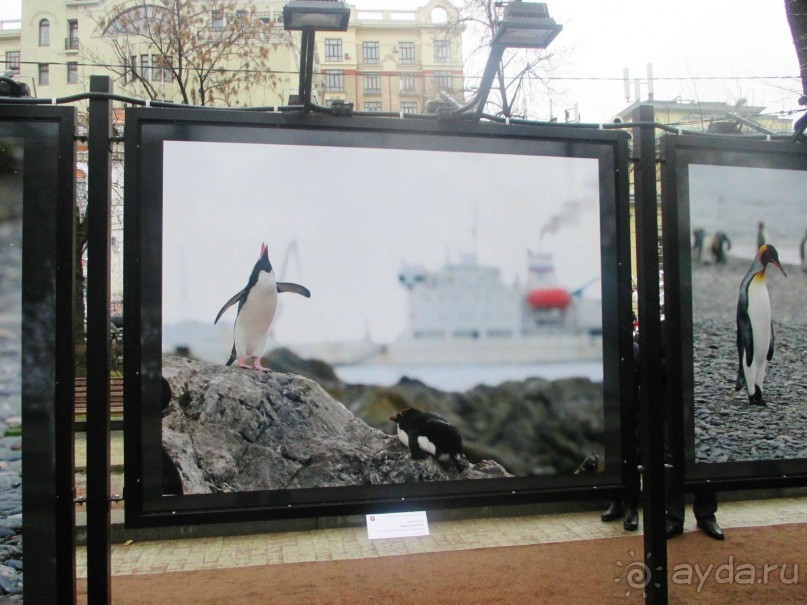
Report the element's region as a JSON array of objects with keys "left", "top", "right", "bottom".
[
  {"left": 0, "top": 71, "right": 31, "bottom": 98},
  {"left": 468, "top": 1, "right": 562, "bottom": 119},
  {"left": 283, "top": 1, "right": 351, "bottom": 112},
  {"left": 283, "top": 0, "right": 350, "bottom": 32},
  {"left": 491, "top": 1, "right": 562, "bottom": 50}
]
